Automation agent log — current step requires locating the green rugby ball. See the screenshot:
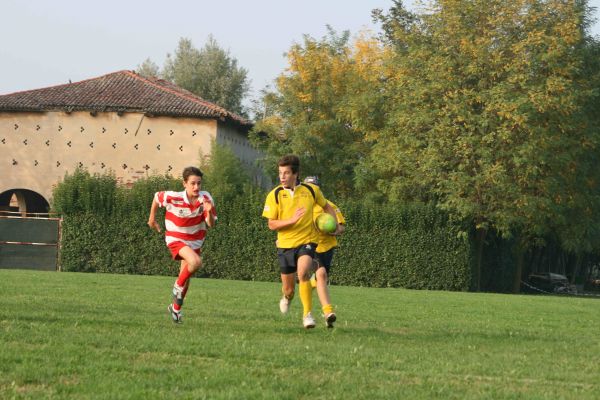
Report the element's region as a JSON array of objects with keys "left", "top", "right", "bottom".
[{"left": 316, "top": 213, "right": 336, "bottom": 234}]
